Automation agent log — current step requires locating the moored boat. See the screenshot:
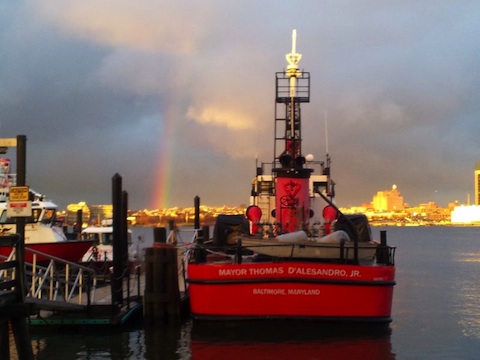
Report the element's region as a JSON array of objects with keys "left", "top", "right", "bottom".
[
  {"left": 0, "top": 158, "right": 94, "bottom": 263},
  {"left": 186, "top": 30, "right": 396, "bottom": 322},
  {"left": 80, "top": 222, "right": 136, "bottom": 263}
]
